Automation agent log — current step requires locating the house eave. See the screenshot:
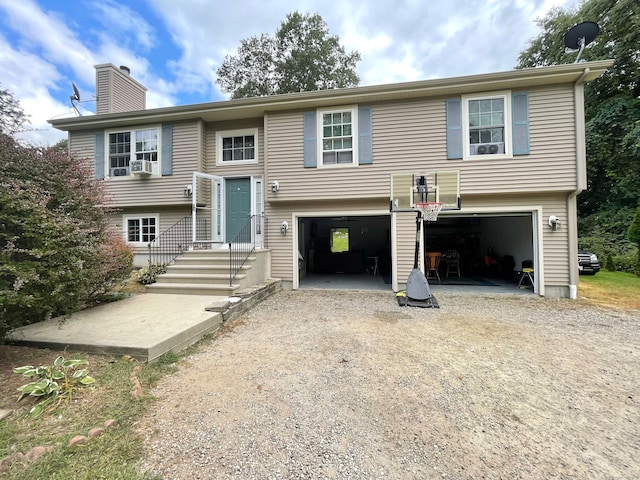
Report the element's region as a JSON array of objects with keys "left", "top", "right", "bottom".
[{"left": 49, "top": 60, "right": 614, "bottom": 131}]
